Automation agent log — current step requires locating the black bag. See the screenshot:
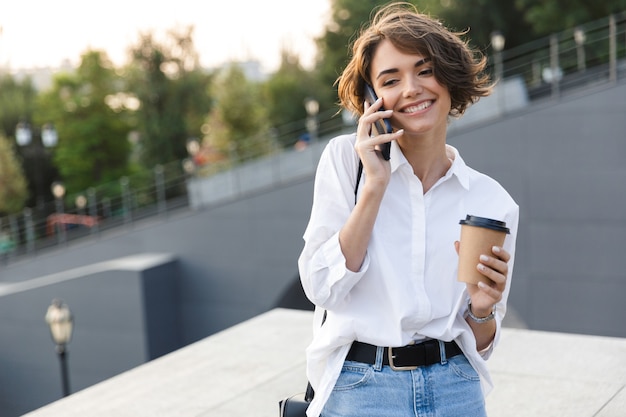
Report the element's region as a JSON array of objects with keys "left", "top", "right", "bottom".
[{"left": 278, "top": 383, "right": 314, "bottom": 417}]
